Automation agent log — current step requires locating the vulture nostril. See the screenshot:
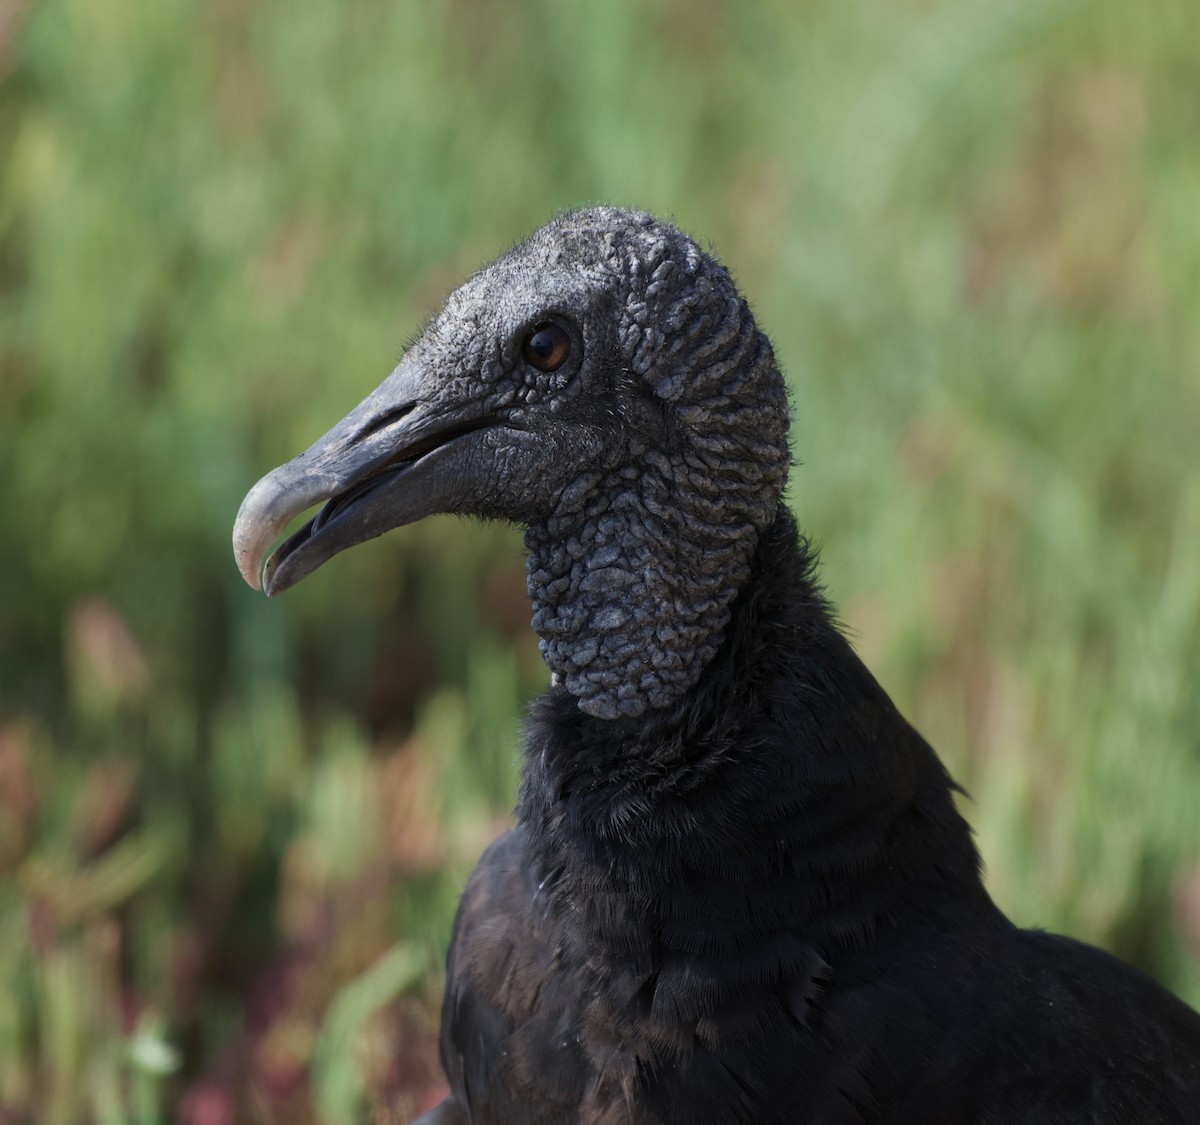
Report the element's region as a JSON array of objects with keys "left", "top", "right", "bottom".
[{"left": 353, "top": 401, "right": 418, "bottom": 443}]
